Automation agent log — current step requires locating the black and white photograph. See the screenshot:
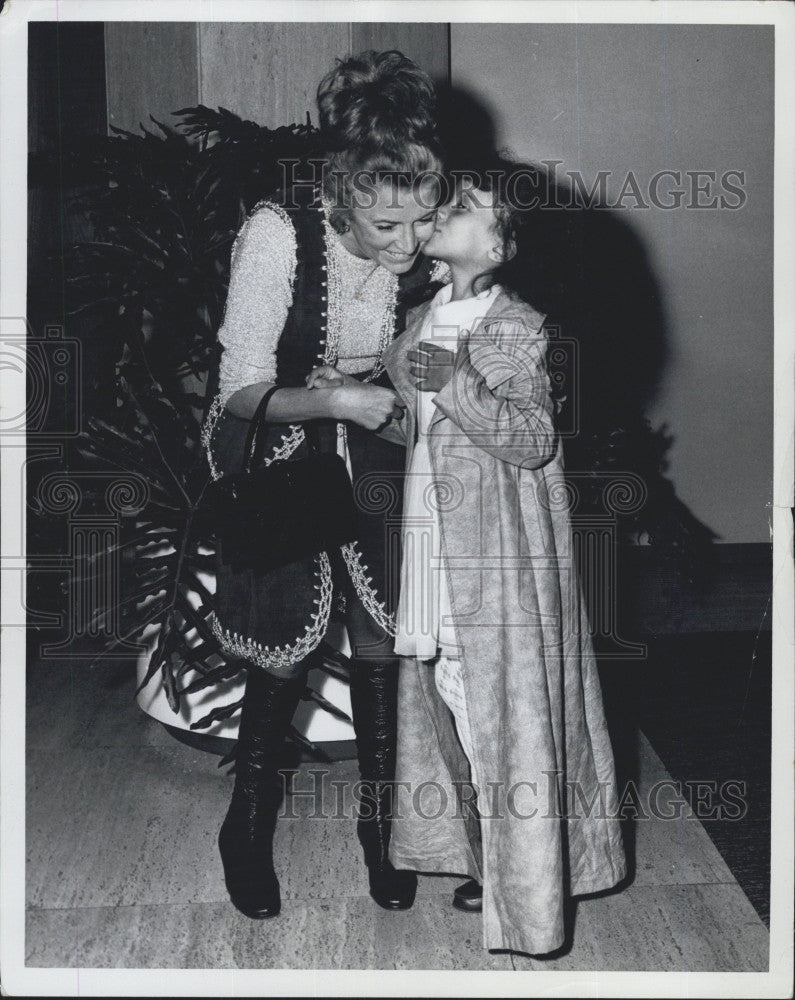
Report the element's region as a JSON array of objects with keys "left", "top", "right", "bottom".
[{"left": 0, "top": 0, "right": 793, "bottom": 996}]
